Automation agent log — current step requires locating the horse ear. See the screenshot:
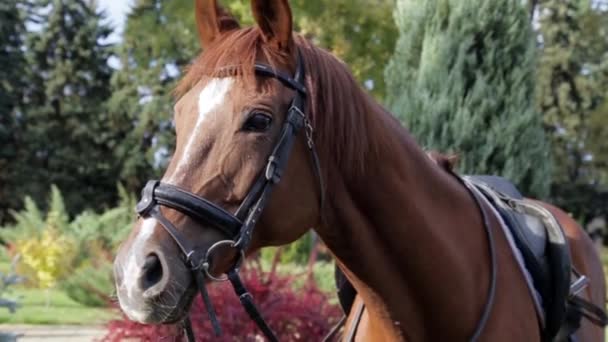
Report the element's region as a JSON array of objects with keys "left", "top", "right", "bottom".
[
  {"left": 195, "top": 0, "right": 240, "bottom": 48},
  {"left": 250, "top": 0, "right": 293, "bottom": 51}
]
